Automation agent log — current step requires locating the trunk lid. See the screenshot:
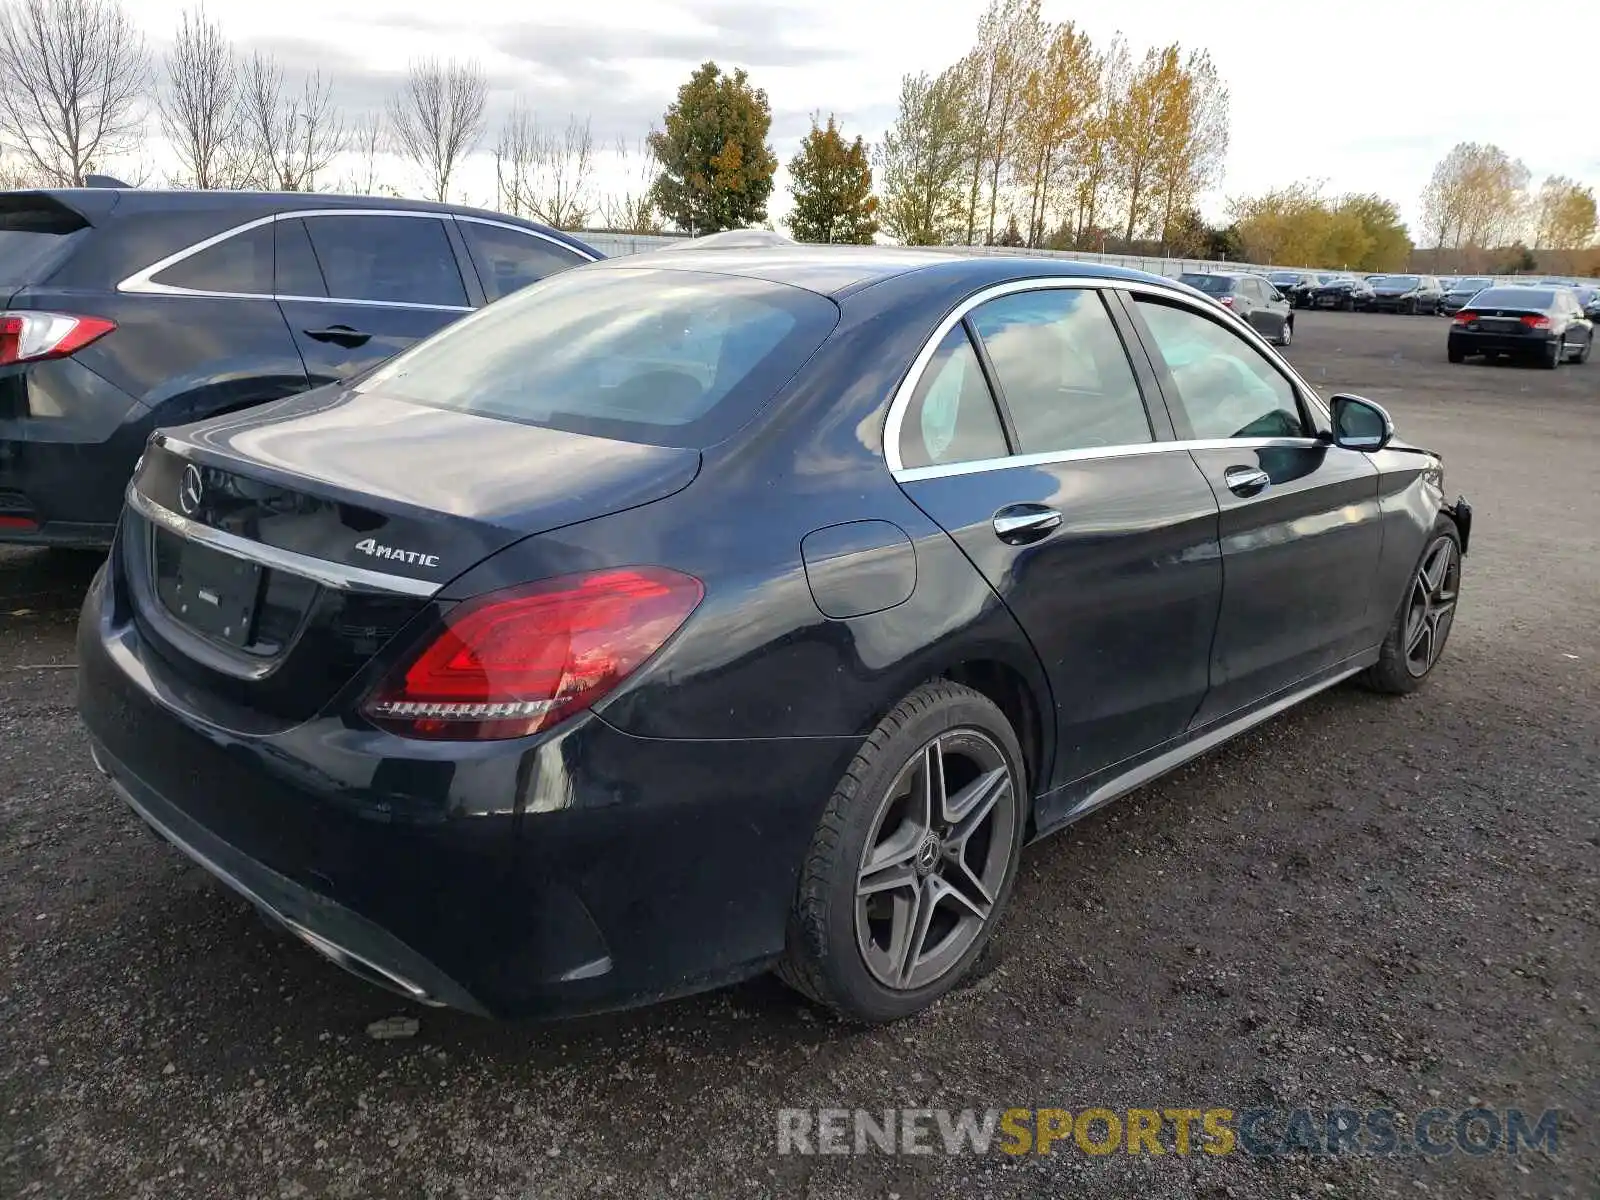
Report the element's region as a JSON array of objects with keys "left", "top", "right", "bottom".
[{"left": 119, "top": 385, "right": 701, "bottom": 722}]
